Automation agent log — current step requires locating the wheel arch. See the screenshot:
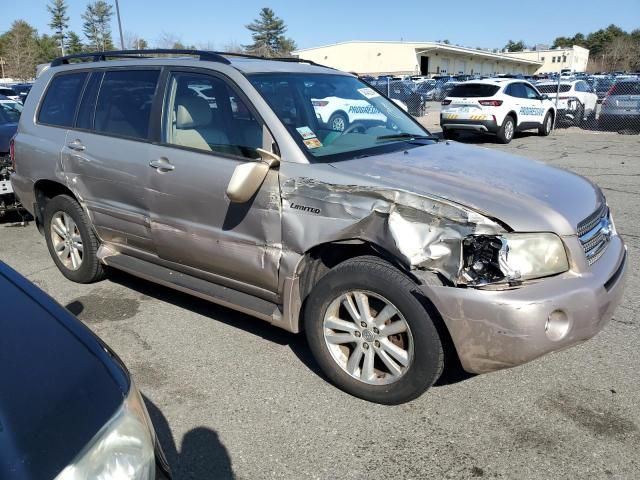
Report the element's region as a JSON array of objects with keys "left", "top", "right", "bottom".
[
  {"left": 291, "top": 240, "right": 461, "bottom": 380},
  {"left": 33, "top": 180, "right": 79, "bottom": 234},
  {"left": 505, "top": 110, "right": 518, "bottom": 125}
]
